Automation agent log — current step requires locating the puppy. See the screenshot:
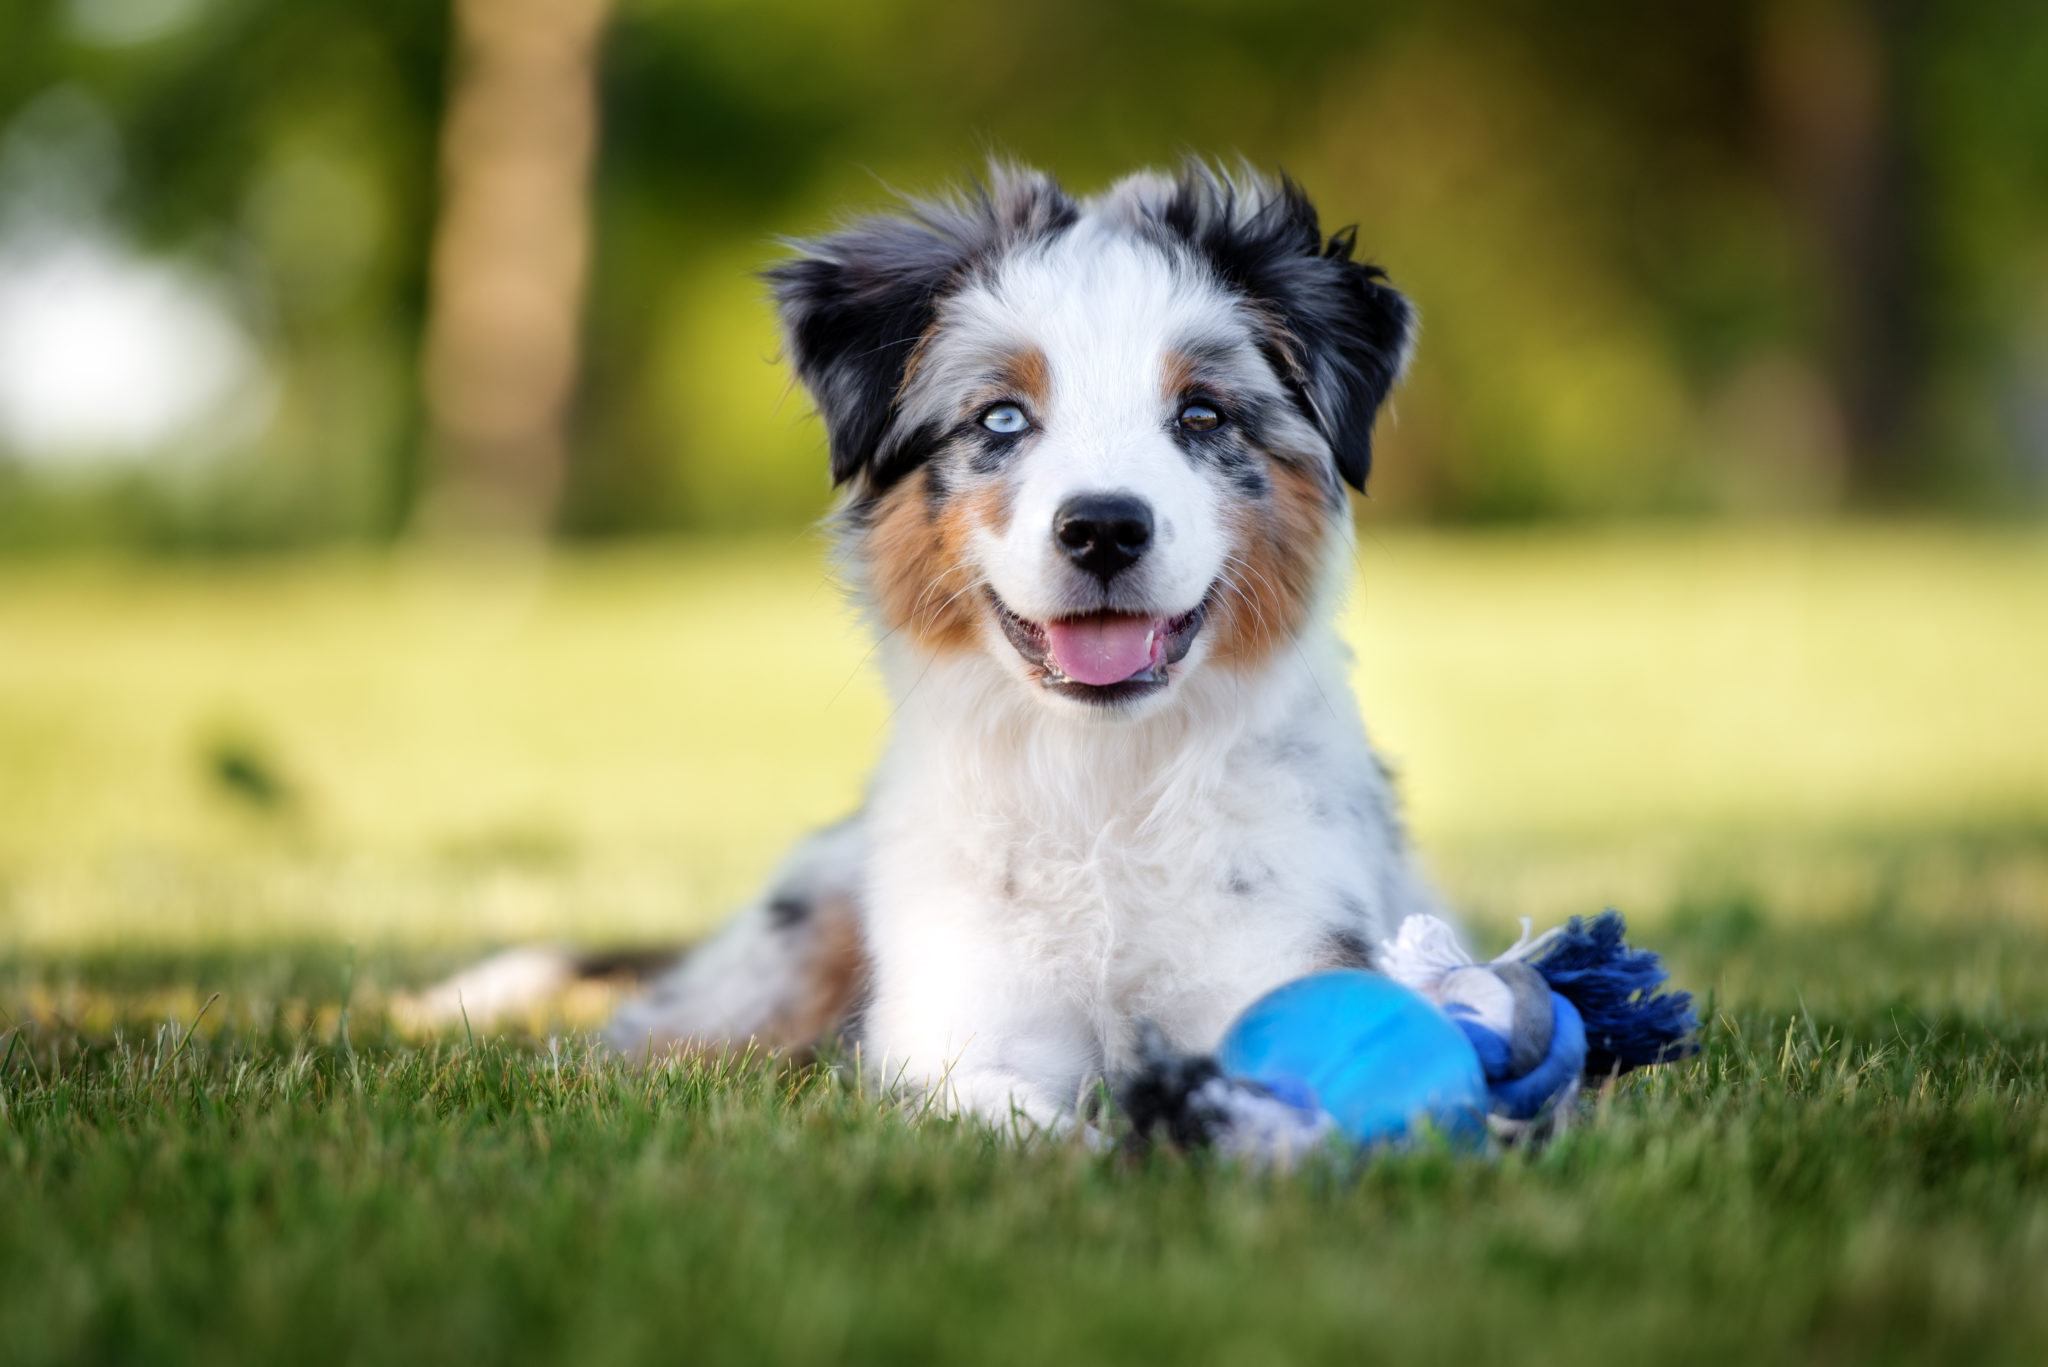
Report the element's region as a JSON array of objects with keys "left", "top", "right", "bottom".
[{"left": 609, "top": 162, "right": 1447, "bottom": 1130}]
